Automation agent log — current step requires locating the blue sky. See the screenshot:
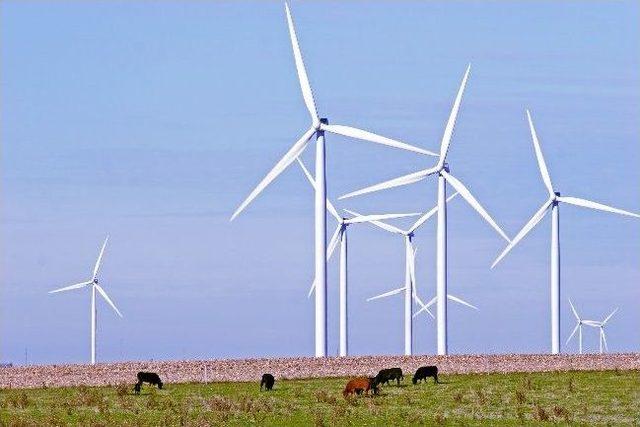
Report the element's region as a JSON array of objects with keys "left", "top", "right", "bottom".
[{"left": 1, "top": 1, "right": 638, "bottom": 365}]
